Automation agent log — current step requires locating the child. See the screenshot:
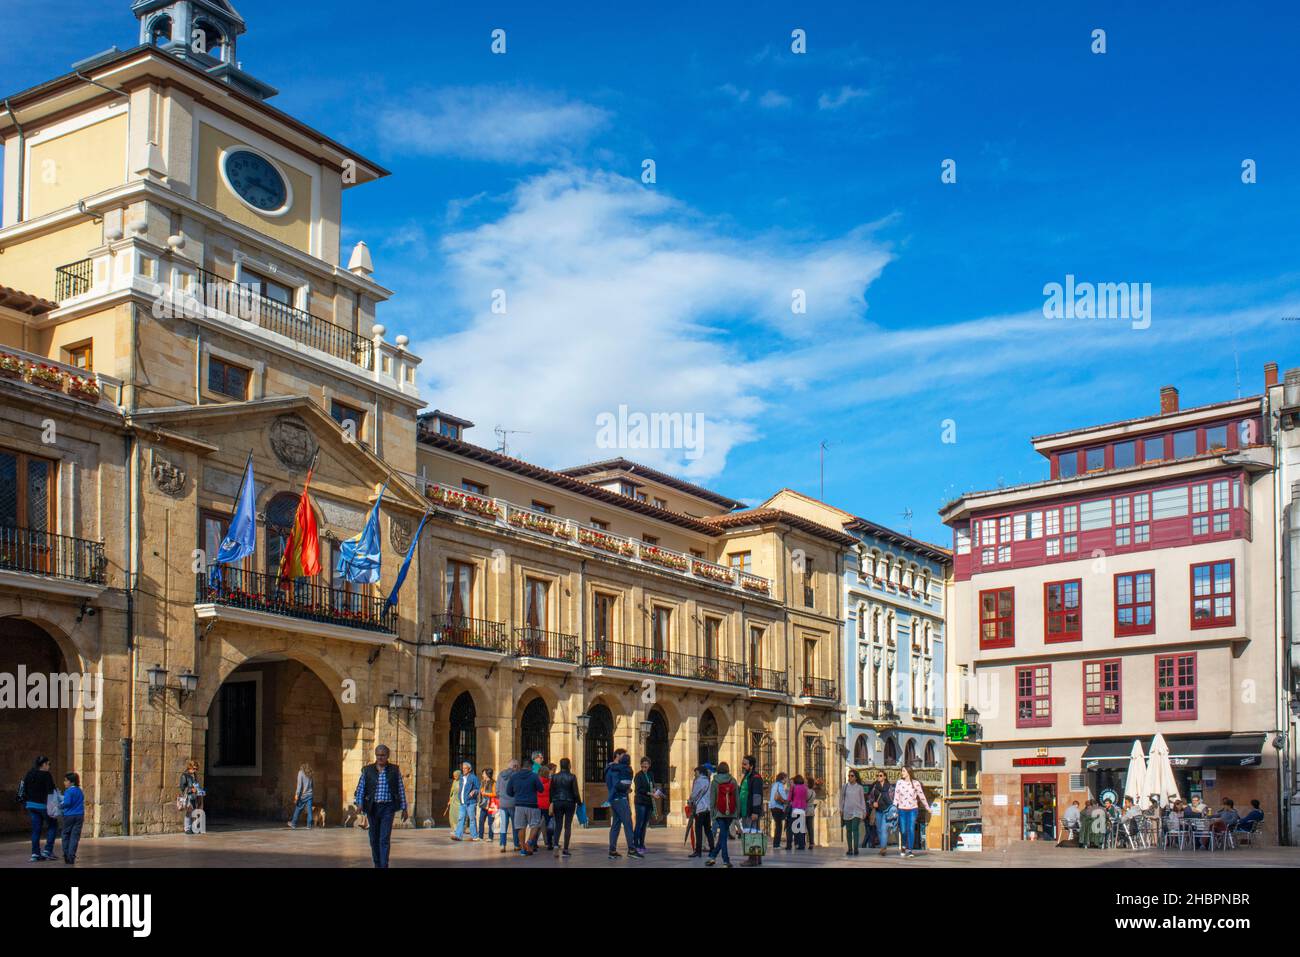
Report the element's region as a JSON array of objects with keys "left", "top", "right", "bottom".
[{"left": 60, "top": 772, "right": 85, "bottom": 865}]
